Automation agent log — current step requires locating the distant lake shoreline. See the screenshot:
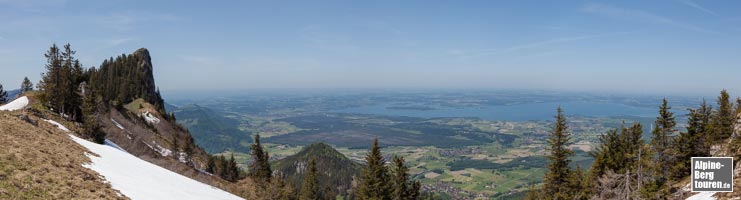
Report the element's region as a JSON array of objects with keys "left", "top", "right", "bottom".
[{"left": 335, "top": 101, "right": 688, "bottom": 121}]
